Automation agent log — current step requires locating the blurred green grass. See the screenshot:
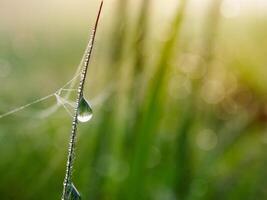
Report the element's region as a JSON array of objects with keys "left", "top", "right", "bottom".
[{"left": 0, "top": 0, "right": 267, "bottom": 199}]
